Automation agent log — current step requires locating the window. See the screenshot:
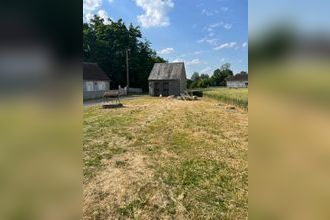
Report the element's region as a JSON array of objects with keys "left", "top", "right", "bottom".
[
  {"left": 86, "top": 81, "right": 94, "bottom": 91},
  {"left": 97, "top": 81, "right": 106, "bottom": 91}
]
